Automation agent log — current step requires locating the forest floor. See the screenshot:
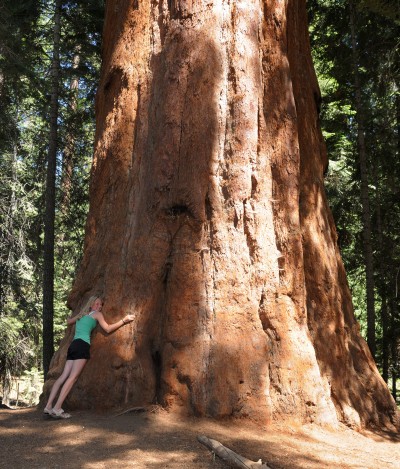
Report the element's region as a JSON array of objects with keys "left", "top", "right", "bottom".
[{"left": 0, "top": 405, "right": 399, "bottom": 469}]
